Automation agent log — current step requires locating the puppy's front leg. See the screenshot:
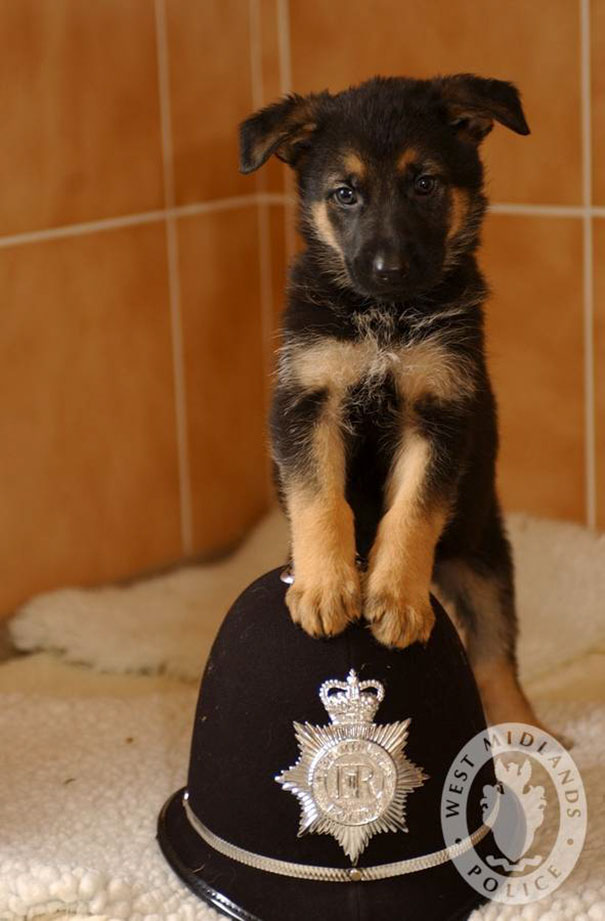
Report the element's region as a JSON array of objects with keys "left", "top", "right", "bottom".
[
  {"left": 276, "top": 392, "right": 361, "bottom": 638},
  {"left": 366, "top": 431, "right": 447, "bottom": 648}
]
